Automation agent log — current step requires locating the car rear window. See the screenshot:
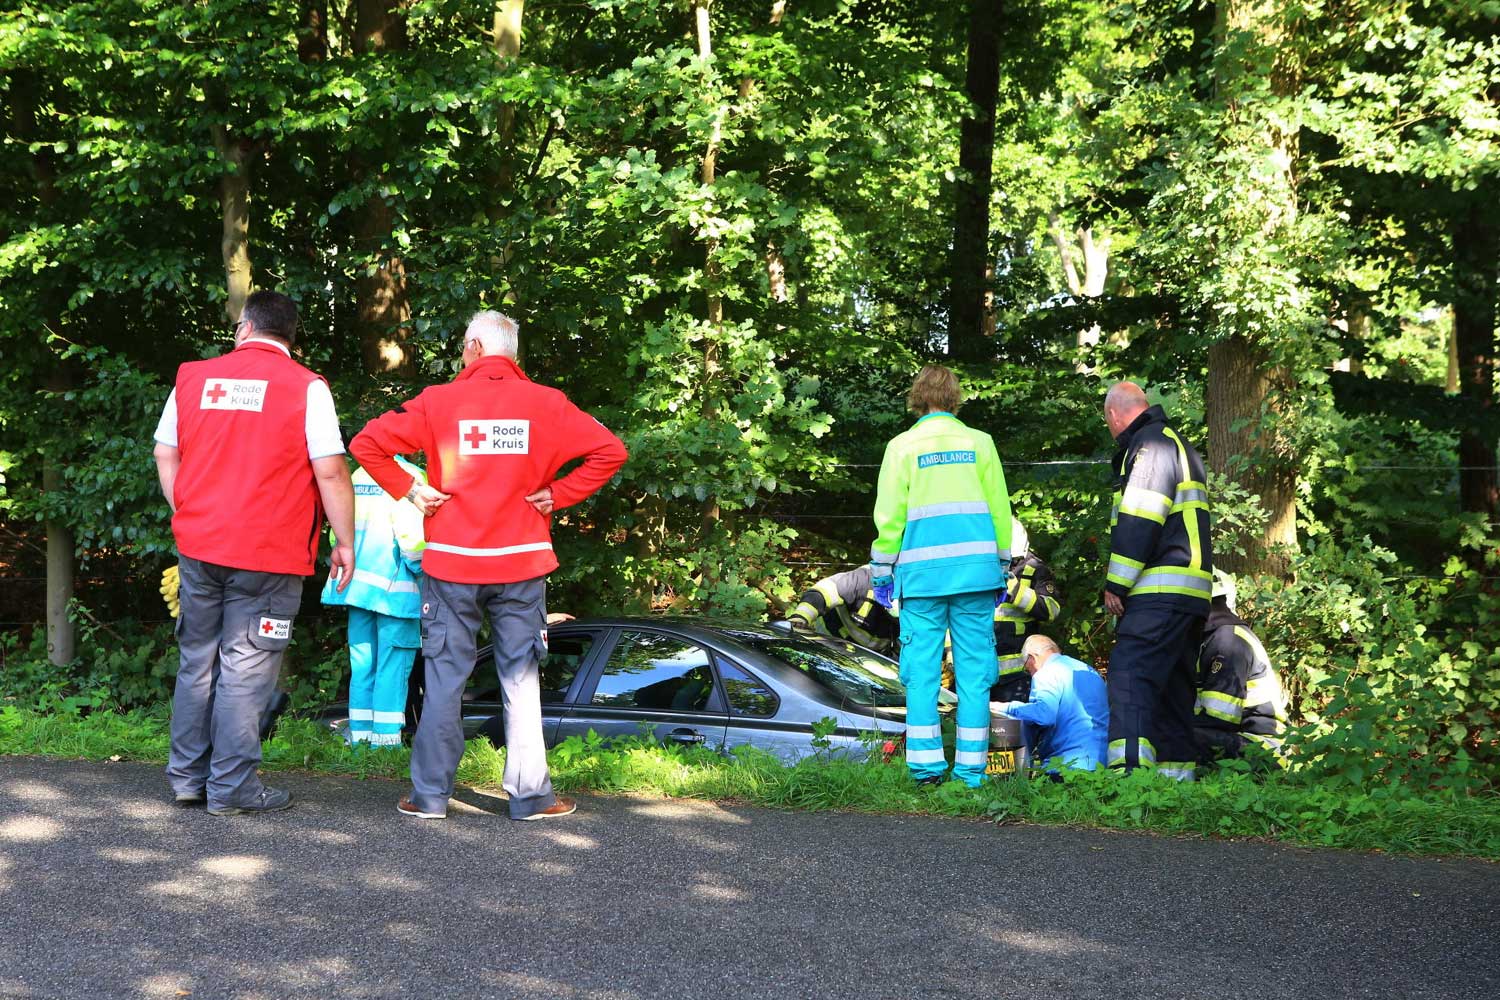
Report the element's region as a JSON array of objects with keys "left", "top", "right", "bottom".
[{"left": 746, "top": 637, "right": 907, "bottom": 708}]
